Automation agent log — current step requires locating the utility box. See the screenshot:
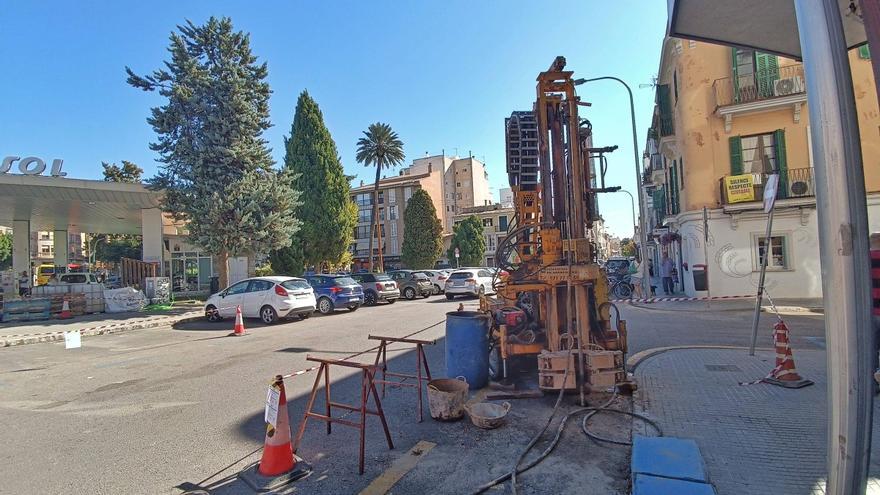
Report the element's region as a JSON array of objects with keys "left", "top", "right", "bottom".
[{"left": 692, "top": 264, "right": 708, "bottom": 292}]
